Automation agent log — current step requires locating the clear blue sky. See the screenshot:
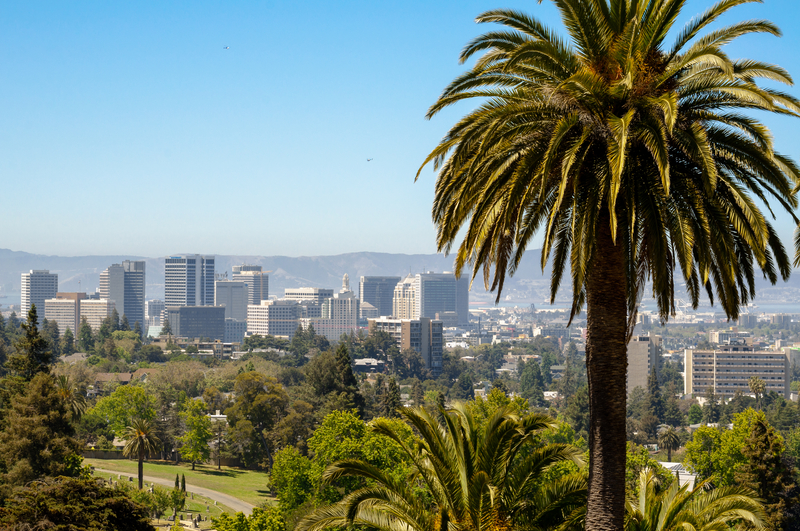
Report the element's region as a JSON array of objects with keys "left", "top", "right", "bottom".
[{"left": 3, "top": 1, "right": 800, "bottom": 258}]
